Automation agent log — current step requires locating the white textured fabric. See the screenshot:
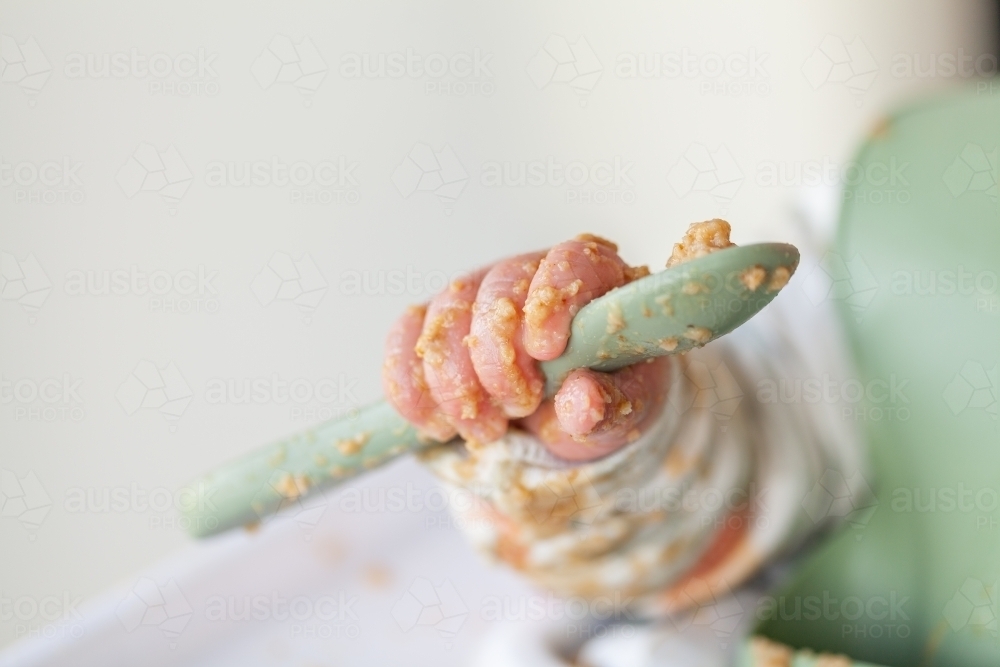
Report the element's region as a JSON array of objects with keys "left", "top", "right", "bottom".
[
  {"left": 420, "top": 270, "right": 867, "bottom": 610},
  {"left": 422, "top": 206, "right": 870, "bottom": 665}
]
